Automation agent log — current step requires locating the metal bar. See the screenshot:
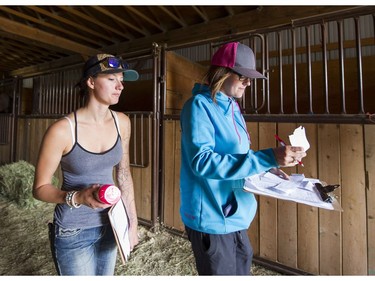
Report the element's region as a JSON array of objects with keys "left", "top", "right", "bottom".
[
  {"left": 58, "top": 72, "right": 63, "bottom": 114},
  {"left": 132, "top": 114, "right": 138, "bottom": 165},
  {"left": 158, "top": 43, "right": 167, "bottom": 223},
  {"left": 40, "top": 77, "right": 45, "bottom": 114},
  {"left": 140, "top": 114, "right": 144, "bottom": 167},
  {"left": 354, "top": 16, "right": 365, "bottom": 114},
  {"left": 321, "top": 22, "right": 330, "bottom": 114},
  {"left": 292, "top": 28, "right": 298, "bottom": 114},
  {"left": 241, "top": 113, "right": 372, "bottom": 124},
  {"left": 248, "top": 34, "right": 266, "bottom": 113},
  {"left": 337, "top": 20, "right": 346, "bottom": 114},
  {"left": 306, "top": 25, "right": 313, "bottom": 114},
  {"left": 11, "top": 78, "right": 21, "bottom": 162},
  {"left": 50, "top": 74, "right": 54, "bottom": 114},
  {"left": 151, "top": 43, "right": 161, "bottom": 227},
  {"left": 250, "top": 39, "right": 257, "bottom": 112},
  {"left": 278, "top": 31, "right": 284, "bottom": 114},
  {"left": 265, "top": 33, "right": 271, "bottom": 114}
]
